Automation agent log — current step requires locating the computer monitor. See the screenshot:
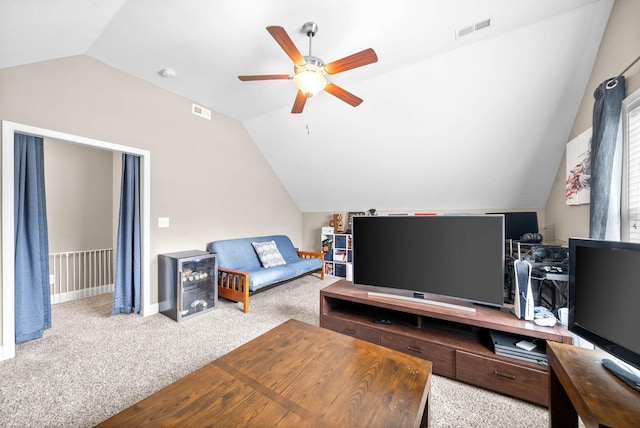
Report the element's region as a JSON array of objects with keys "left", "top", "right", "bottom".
[{"left": 489, "top": 211, "right": 539, "bottom": 241}]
